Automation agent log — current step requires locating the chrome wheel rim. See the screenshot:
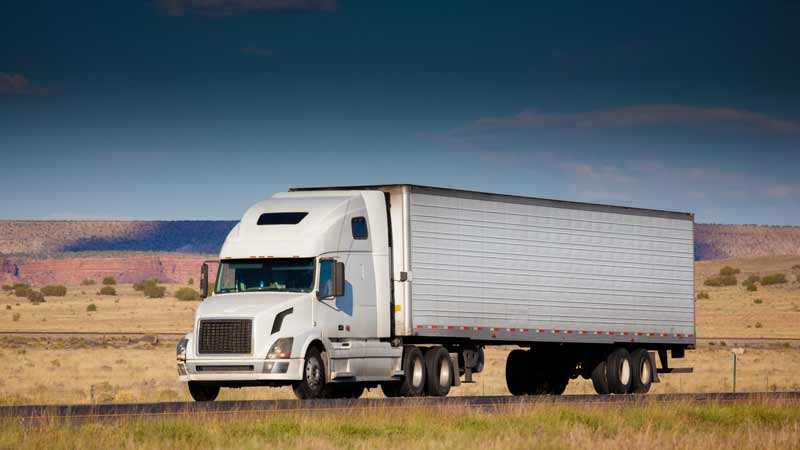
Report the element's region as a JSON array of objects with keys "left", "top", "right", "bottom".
[
  {"left": 439, "top": 357, "right": 450, "bottom": 388},
  {"left": 306, "top": 357, "right": 322, "bottom": 390},
  {"left": 620, "top": 358, "right": 631, "bottom": 386},
  {"left": 641, "top": 359, "right": 651, "bottom": 384},
  {"left": 411, "top": 357, "right": 423, "bottom": 387}
]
